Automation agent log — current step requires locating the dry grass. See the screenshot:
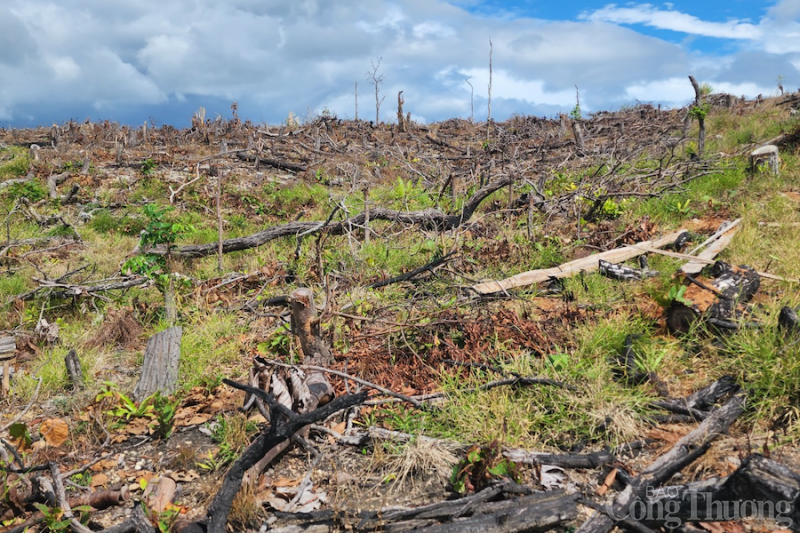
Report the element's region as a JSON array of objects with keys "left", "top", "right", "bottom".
[
  {"left": 374, "top": 437, "right": 459, "bottom": 492},
  {"left": 84, "top": 307, "right": 143, "bottom": 350}
]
